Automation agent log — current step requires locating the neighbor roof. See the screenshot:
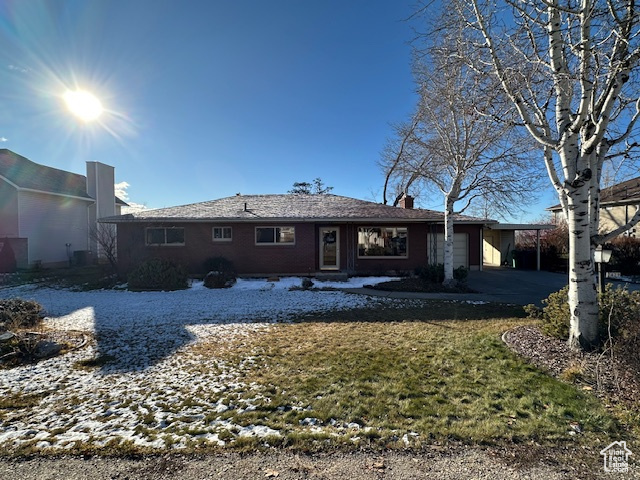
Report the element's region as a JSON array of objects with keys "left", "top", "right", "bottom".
[
  {"left": 600, "top": 177, "right": 640, "bottom": 205},
  {"left": 0, "top": 149, "right": 92, "bottom": 199},
  {"left": 548, "top": 176, "right": 640, "bottom": 212},
  {"left": 0, "top": 149, "right": 127, "bottom": 205},
  {"left": 100, "top": 194, "right": 491, "bottom": 224}
]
